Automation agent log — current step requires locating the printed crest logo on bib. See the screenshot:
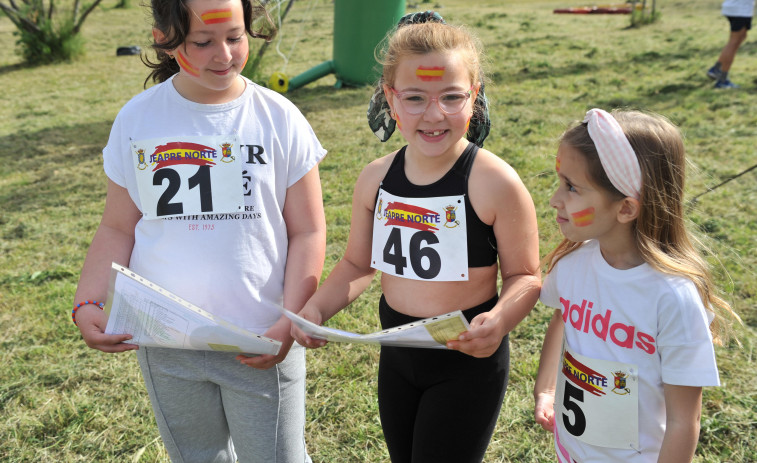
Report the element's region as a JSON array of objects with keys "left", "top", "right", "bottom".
[
  {"left": 131, "top": 134, "right": 244, "bottom": 220},
  {"left": 555, "top": 338, "right": 640, "bottom": 451},
  {"left": 444, "top": 205, "right": 459, "bottom": 228},
  {"left": 371, "top": 189, "right": 468, "bottom": 281},
  {"left": 220, "top": 143, "right": 234, "bottom": 162},
  {"left": 612, "top": 371, "right": 631, "bottom": 395},
  {"left": 136, "top": 148, "right": 148, "bottom": 170},
  {"left": 376, "top": 198, "right": 384, "bottom": 220}
]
